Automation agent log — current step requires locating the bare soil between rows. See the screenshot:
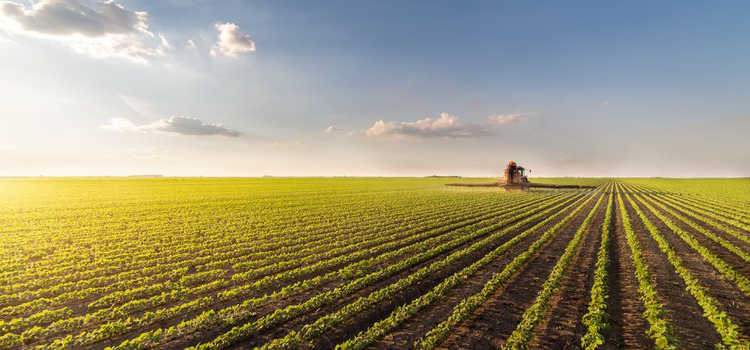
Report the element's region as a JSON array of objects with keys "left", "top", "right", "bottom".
[
  {"left": 641, "top": 193, "right": 750, "bottom": 278},
  {"left": 18, "top": 183, "right": 750, "bottom": 350},
  {"left": 146, "top": 195, "right": 581, "bottom": 350},
  {"left": 621, "top": 188, "right": 722, "bottom": 348},
  {"left": 228, "top": 195, "right": 585, "bottom": 350},
  {"left": 433, "top": 194, "right": 601, "bottom": 349},
  {"left": 631, "top": 193, "right": 750, "bottom": 342},
  {"left": 528, "top": 193, "right": 609, "bottom": 350},
  {"left": 39, "top": 198, "right": 533, "bottom": 350},
  {"left": 600, "top": 194, "right": 653, "bottom": 349},
  {"left": 359, "top": 197, "right": 593, "bottom": 350}
]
